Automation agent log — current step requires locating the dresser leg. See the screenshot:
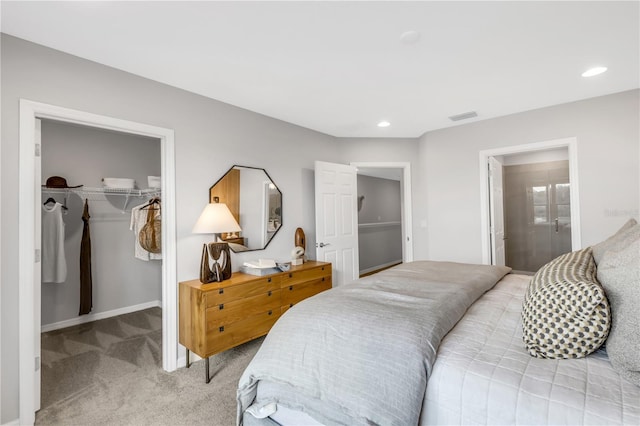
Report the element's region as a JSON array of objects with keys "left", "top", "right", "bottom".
[
  {"left": 186, "top": 349, "right": 190, "bottom": 368},
  {"left": 205, "top": 357, "right": 211, "bottom": 383}
]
